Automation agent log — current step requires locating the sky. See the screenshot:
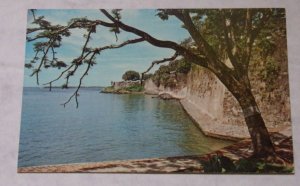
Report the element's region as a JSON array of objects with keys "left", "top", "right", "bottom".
[{"left": 24, "top": 9, "right": 190, "bottom": 87}]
